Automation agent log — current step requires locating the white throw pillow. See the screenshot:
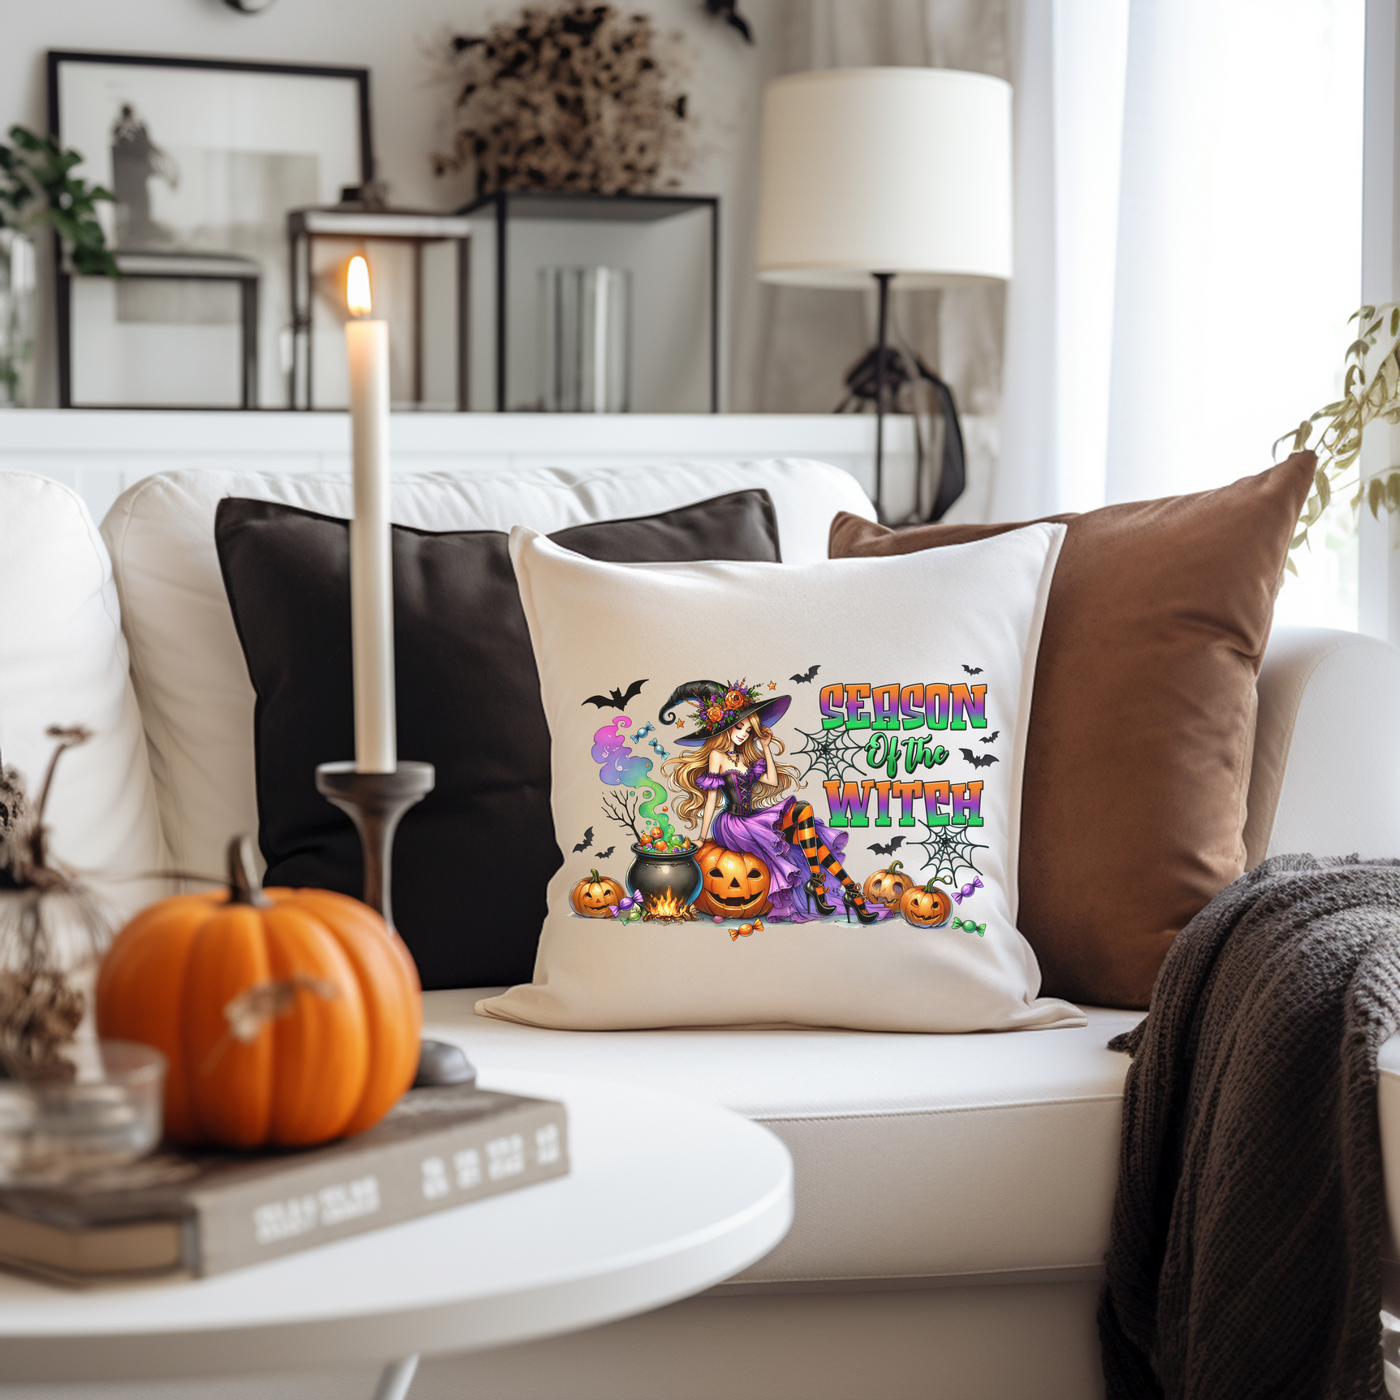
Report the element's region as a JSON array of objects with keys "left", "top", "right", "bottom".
[
  {"left": 0, "top": 472, "right": 167, "bottom": 916},
  {"left": 101, "top": 459, "right": 871, "bottom": 881},
  {"left": 479, "top": 524, "right": 1085, "bottom": 1032}
]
